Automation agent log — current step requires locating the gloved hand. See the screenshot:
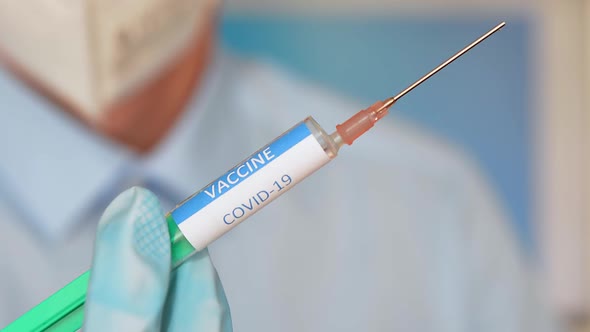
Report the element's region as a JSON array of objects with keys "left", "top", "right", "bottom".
[{"left": 84, "top": 187, "right": 232, "bottom": 331}]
